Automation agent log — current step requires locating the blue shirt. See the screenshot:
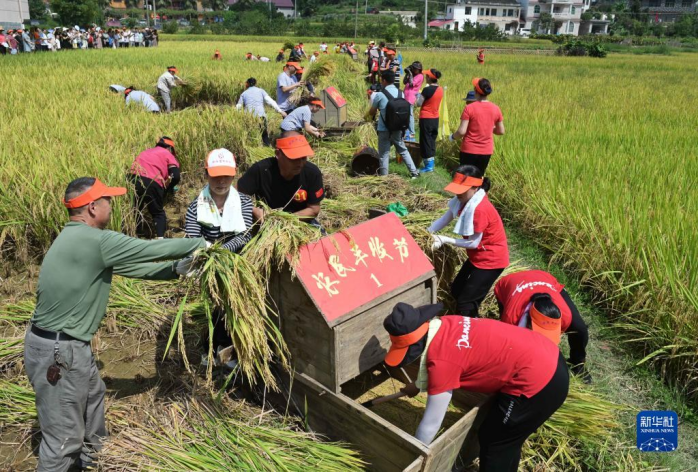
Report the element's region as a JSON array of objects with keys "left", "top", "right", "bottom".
[
  {"left": 276, "top": 72, "right": 298, "bottom": 111},
  {"left": 126, "top": 91, "right": 161, "bottom": 113},
  {"left": 372, "top": 85, "right": 400, "bottom": 132},
  {"left": 280, "top": 105, "right": 312, "bottom": 131}
]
